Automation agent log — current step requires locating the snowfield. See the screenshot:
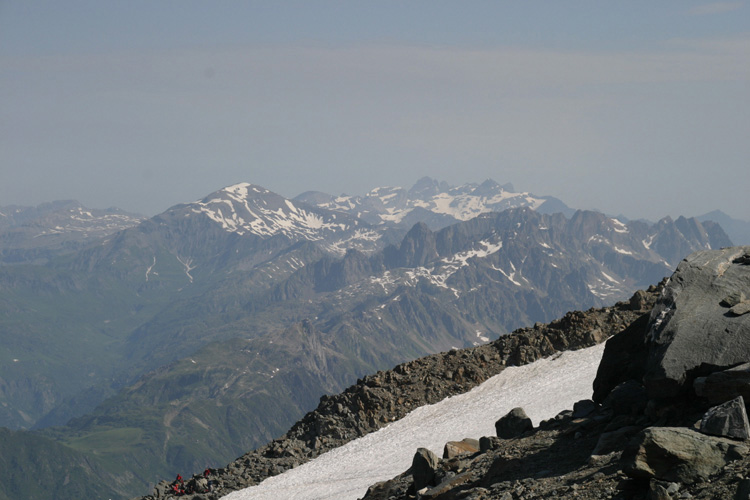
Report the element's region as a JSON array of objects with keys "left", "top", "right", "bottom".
[{"left": 222, "top": 342, "right": 606, "bottom": 500}]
